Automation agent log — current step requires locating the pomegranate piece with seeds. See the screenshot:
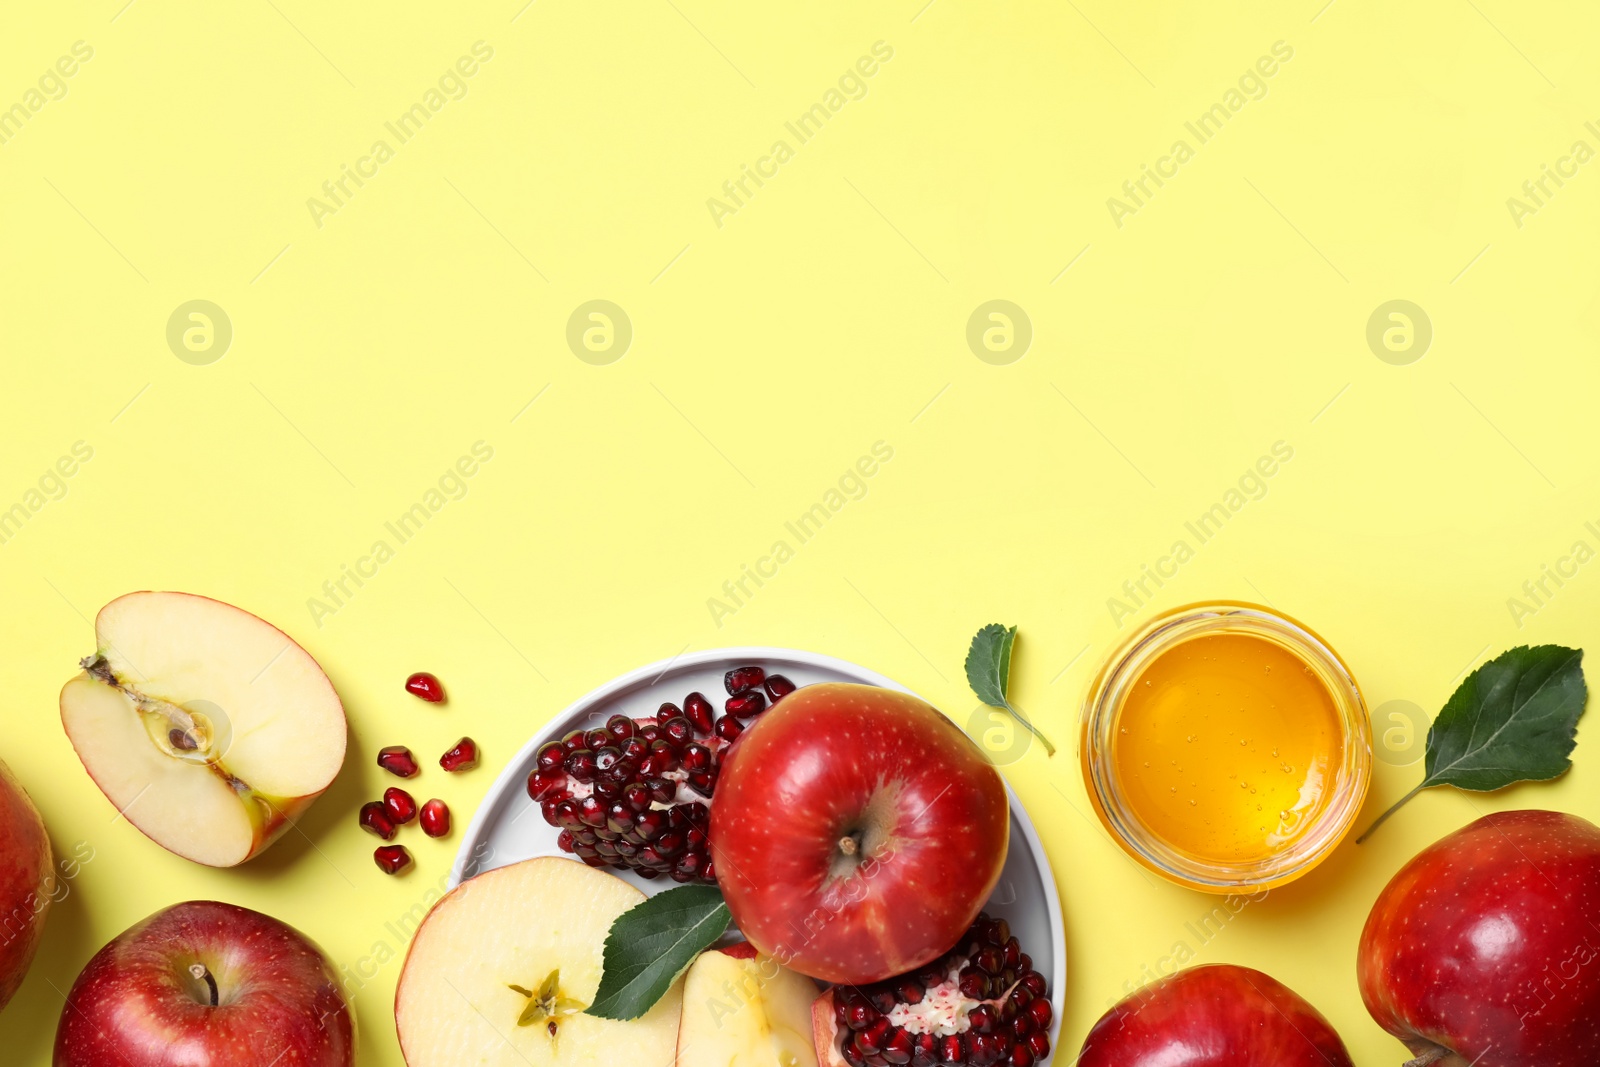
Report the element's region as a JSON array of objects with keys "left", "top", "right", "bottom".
[
  {"left": 405, "top": 671, "right": 446, "bottom": 703},
  {"left": 526, "top": 668, "right": 781, "bottom": 885},
  {"left": 359, "top": 801, "right": 397, "bottom": 840},
  {"left": 419, "top": 798, "right": 451, "bottom": 838},
  {"left": 377, "top": 746, "right": 420, "bottom": 778},
  {"left": 374, "top": 845, "right": 413, "bottom": 875},
  {"left": 439, "top": 737, "right": 479, "bottom": 772},
  {"left": 812, "top": 913, "right": 1051, "bottom": 1067},
  {"left": 384, "top": 787, "right": 418, "bottom": 825}
]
